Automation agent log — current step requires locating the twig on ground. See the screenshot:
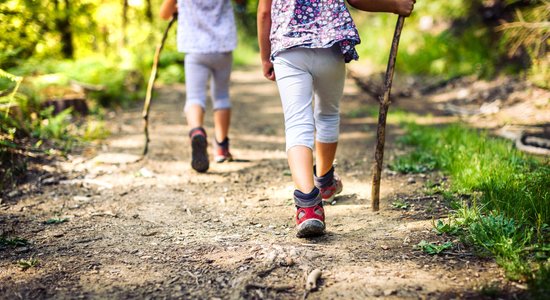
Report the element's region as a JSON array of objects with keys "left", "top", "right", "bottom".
[
  {"left": 90, "top": 212, "right": 118, "bottom": 218},
  {"left": 245, "top": 283, "right": 294, "bottom": 292},
  {"left": 303, "top": 268, "right": 322, "bottom": 299},
  {"left": 186, "top": 270, "right": 200, "bottom": 285}
]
